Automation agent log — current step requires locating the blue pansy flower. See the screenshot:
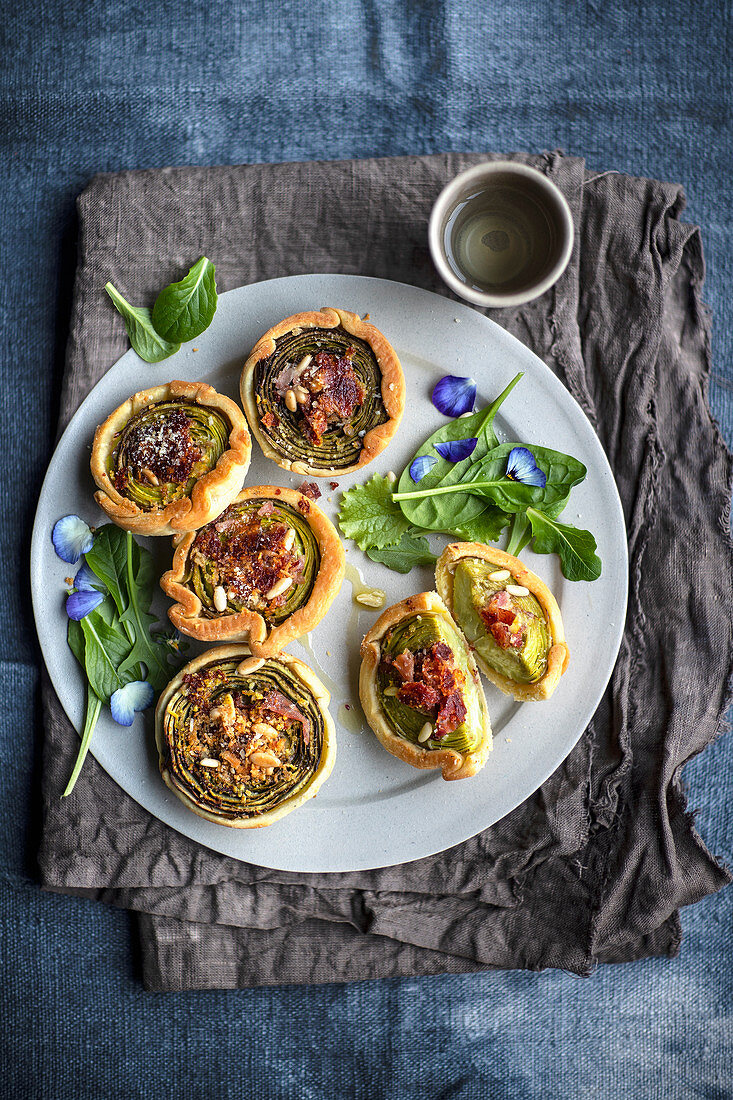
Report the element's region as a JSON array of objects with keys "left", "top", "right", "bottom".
[
  {"left": 52, "top": 515, "right": 94, "bottom": 564},
  {"left": 432, "top": 375, "right": 476, "bottom": 418},
  {"left": 434, "top": 438, "right": 478, "bottom": 463},
  {"left": 74, "top": 560, "right": 104, "bottom": 592},
  {"left": 409, "top": 454, "right": 438, "bottom": 482},
  {"left": 110, "top": 680, "right": 155, "bottom": 727},
  {"left": 66, "top": 589, "right": 105, "bottom": 620},
  {"left": 505, "top": 446, "right": 546, "bottom": 487}
]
